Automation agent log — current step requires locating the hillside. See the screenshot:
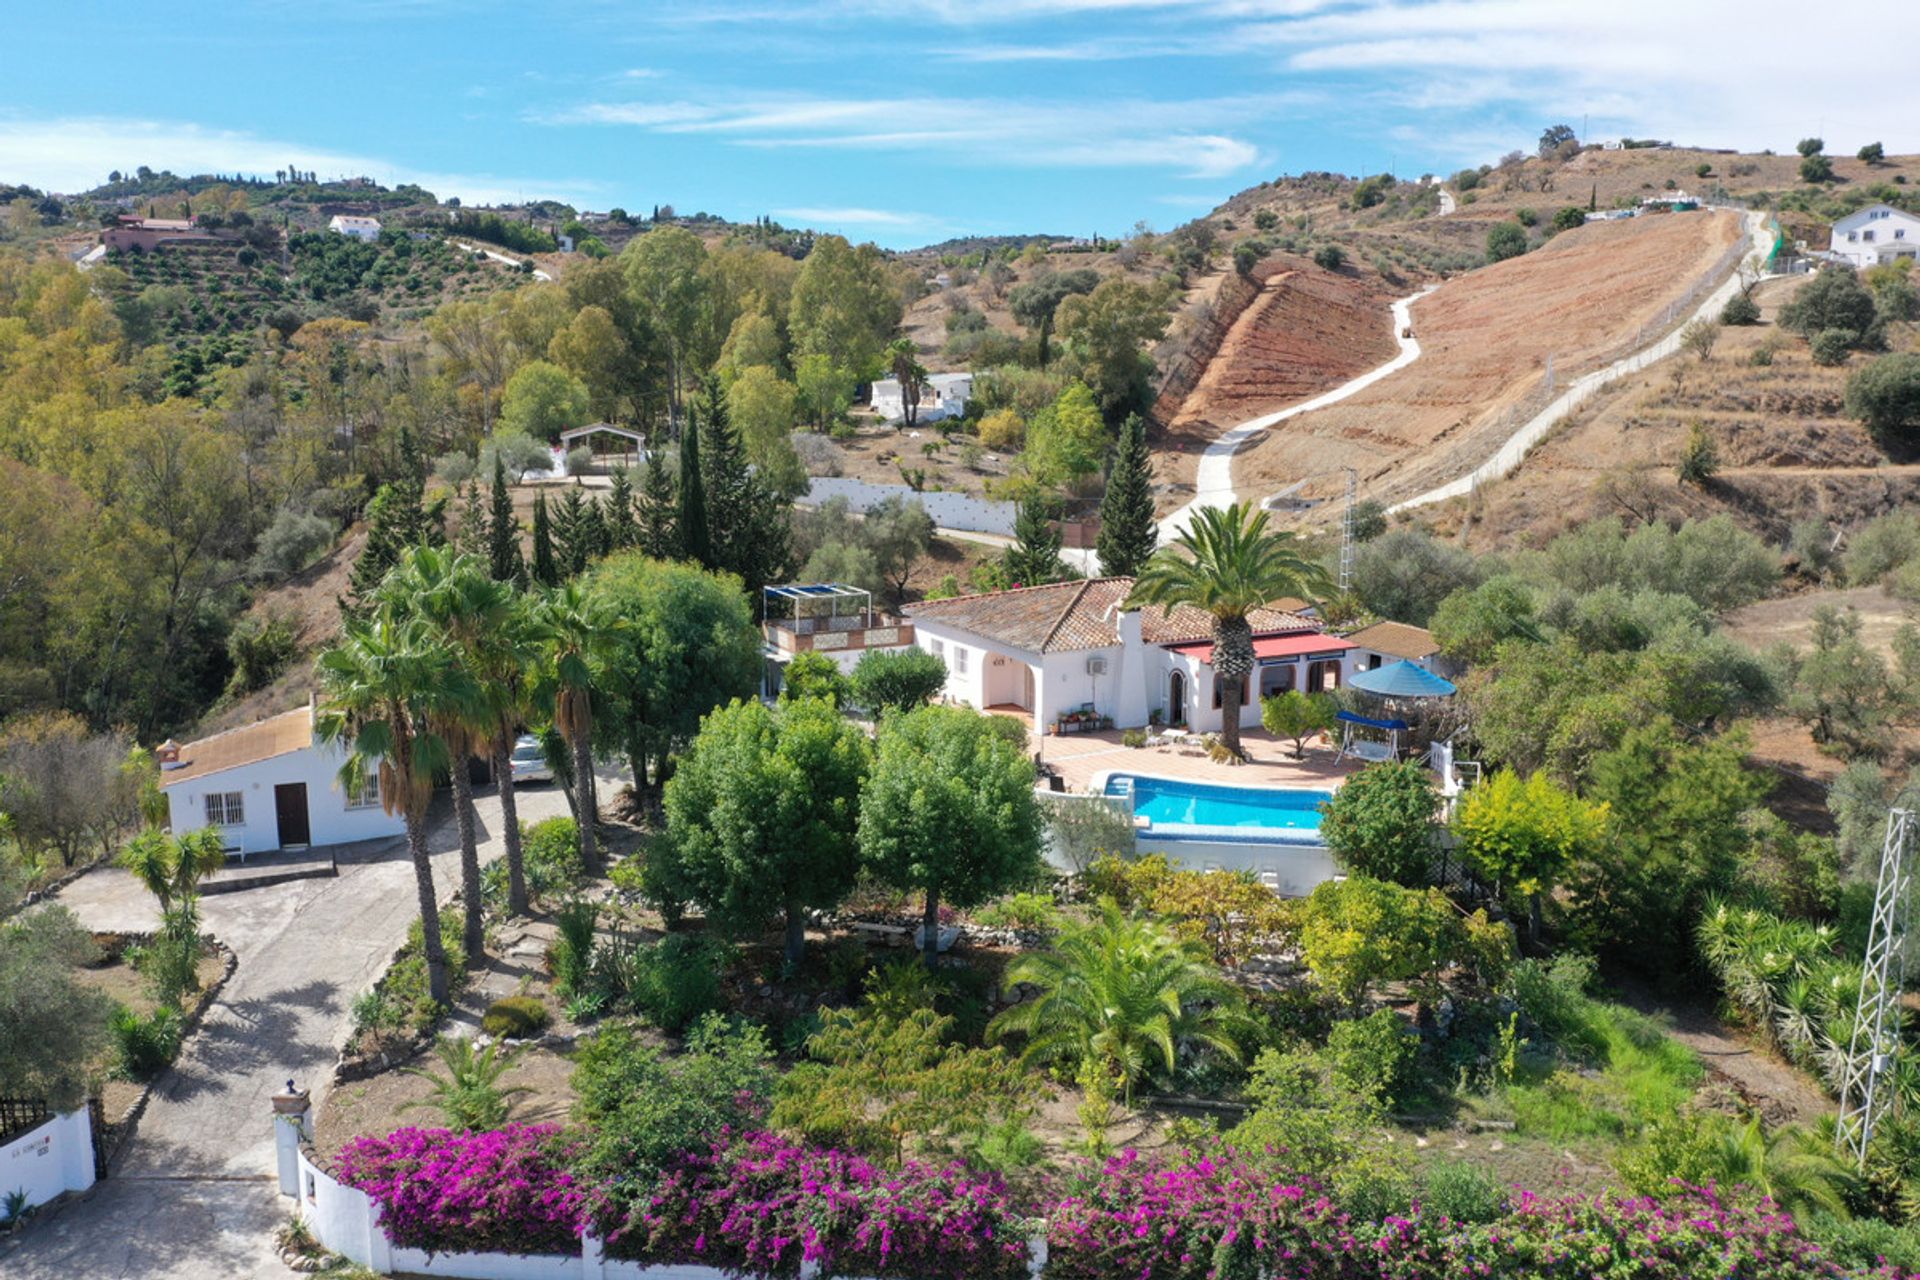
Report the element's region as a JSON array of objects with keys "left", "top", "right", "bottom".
[
  {"left": 1418, "top": 272, "right": 1920, "bottom": 551},
  {"left": 1223, "top": 208, "right": 1746, "bottom": 512}
]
